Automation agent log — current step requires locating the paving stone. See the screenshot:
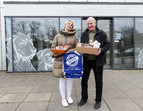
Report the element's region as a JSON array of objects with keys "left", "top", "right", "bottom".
[
  {"left": 24, "top": 93, "right": 52, "bottom": 102},
  {"left": 134, "top": 82, "right": 143, "bottom": 89},
  {"left": 0, "top": 87, "right": 13, "bottom": 94},
  {"left": 48, "top": 101, "right": 78, "bottom": 111},
  {"left": 133, "top": 98, "right": 143, "bottom": 109},
  {"left": 0, "top": 94, "right": 4, "bottom": 98},
  {"left": 8, "top": 86, "right": 33, "bottom": 94},
  {"left": 105, "top": 98, "right": 142, "bottom": 111},
  {"left": 114, "top": 81, "right": 139, "bottom": 90},
  {"left": 16, "top": 81, "right": 40, "bottom": 86},
  {"left": 16, "top": 102, "right": 49, "bottom": 111},
  {"left": 38, "top": 80, "right": 55, "bottom": 86},
  {"left": 103, "top": 89, "right": 128, "bottom": 99},
  {"left": 121, "top": 88, "right": 143, "bottom": 99},
  {"left": 50, "top": 92, "right": 61, "bottom": 102},
  {"left": 103, "top": 82, "right": 118, "bottom": 89},
  {"left": 0, "top": 94, "right": 27, "bottom": 103},
  {"left": 0, "top": 103, "right": 19, "bottom": 111},
  {"left": 31, "top": 85, "right": 54, "bottom": 93}
]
